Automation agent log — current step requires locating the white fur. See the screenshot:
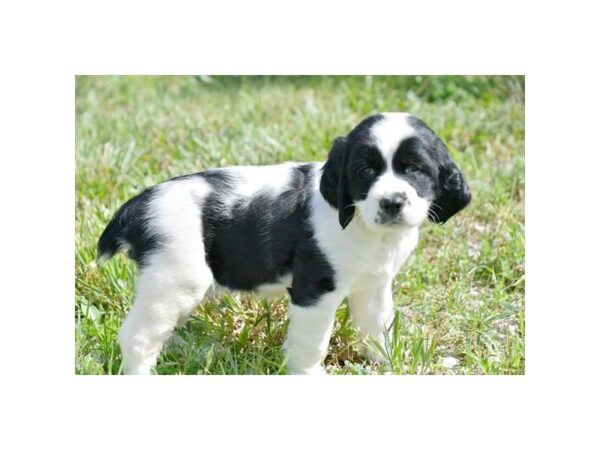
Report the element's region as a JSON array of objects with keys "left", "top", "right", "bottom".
[
  {"left": 284, "top": 291, "right": 345, "bottom": 374},
  {"left": 371, "top": 112, "right": 415, "bottom": 161},
  {"left": 254, "top": 274, "right": 293, "bottom": 299},
  {"left": 116, "top": 117, "right": 431, "bottom": 375},
  {"left": 356, "top": 173, "right": 431, "bottom": 228},
  {"left": 119, "top": 178, "right": 215, "bottom": 374},
  {"left": 355, "top": 113, "right": 431, "bottom": 229},
  {"left": 230, "top": 164, "right": 297, "bottom": 197},
  {"left": 217, "top": 163, "right": 297, "bottom": 211},
  {"left": 280, "top": 170, "right": 420, "bottom": 373}
]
